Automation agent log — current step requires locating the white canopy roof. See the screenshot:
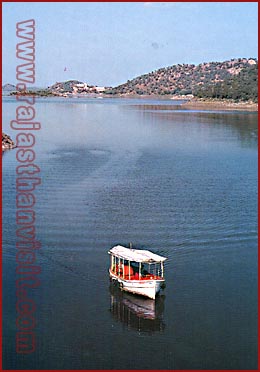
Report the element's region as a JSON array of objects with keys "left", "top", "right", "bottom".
[{"left": 108, "top": 245, "right": 167, "bottom": 263}]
